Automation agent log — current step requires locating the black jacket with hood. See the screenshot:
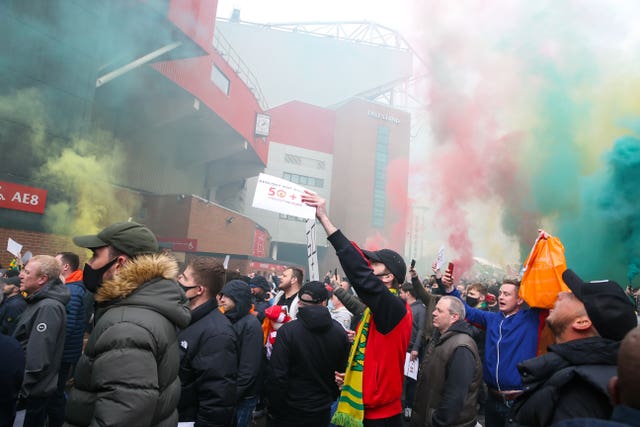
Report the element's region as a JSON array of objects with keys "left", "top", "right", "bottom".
[
  {"left": 267, "top": 304, "right": 350, "bottom": 418},
  {"left": 177, "top": 297, "right": 237, "bottom": 427},
  {"left": 509, "top": 336, "right": 619, "bottom": 426},
  {"left": 221, "top": 280, "right": 264, "bottom": 401},
  {"left": 13, "top": 277, "right": 70, "bottom": 399},
  {"left": 64, "top": 254, "right": 191, "bottom": 427}
]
